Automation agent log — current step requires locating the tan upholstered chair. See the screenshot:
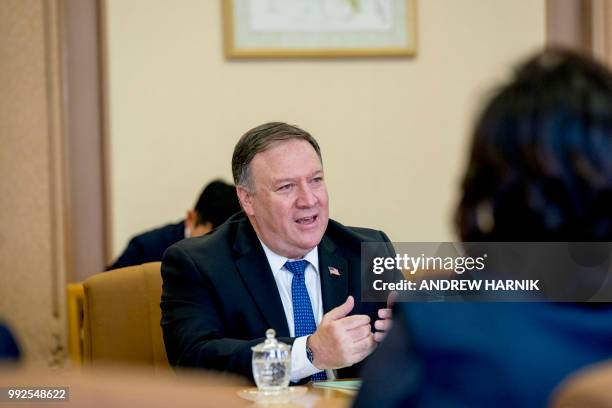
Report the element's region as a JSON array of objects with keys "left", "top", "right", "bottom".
[
  {"left": 82, "top": 262, "right": 169, "bottom": 371},
  {"left": 67, "top": 283, "right": 85, "bottom": 364},
  {"left": 550, "top": 361, "right": 612, "bottom": 408}
]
